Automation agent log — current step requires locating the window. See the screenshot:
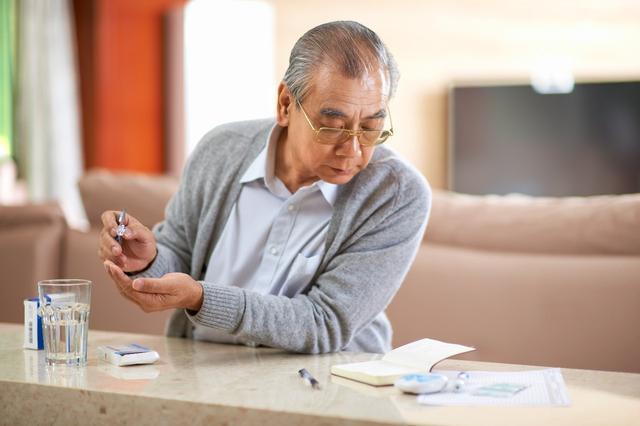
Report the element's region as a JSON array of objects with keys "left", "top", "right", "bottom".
[{"left": 184, "top": 0, "right": 275, "bottom": 156}]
